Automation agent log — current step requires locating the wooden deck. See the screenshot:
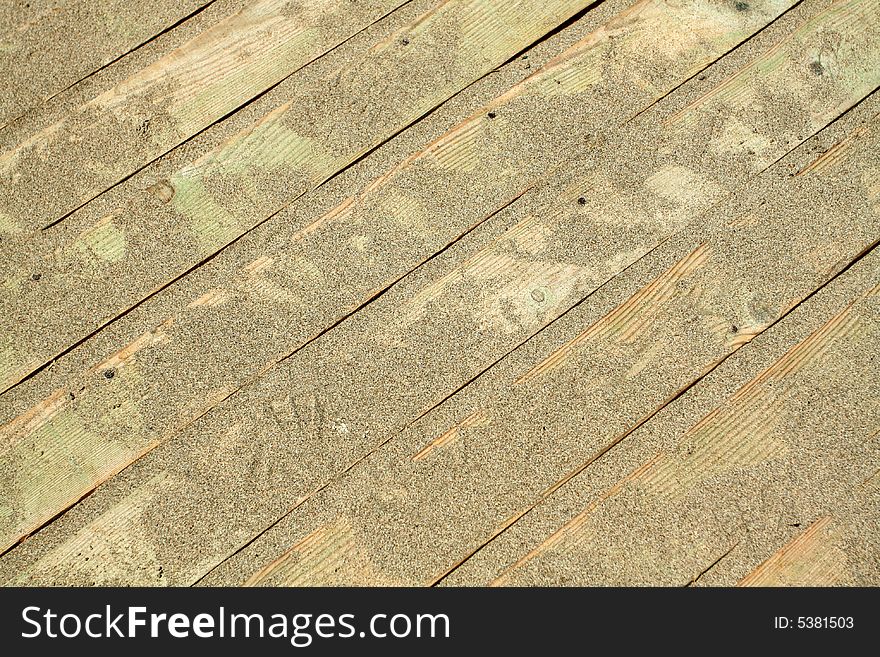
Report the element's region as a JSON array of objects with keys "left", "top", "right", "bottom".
[{"left": 0, "top": 0, "right": 877, "bottom": 586}]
